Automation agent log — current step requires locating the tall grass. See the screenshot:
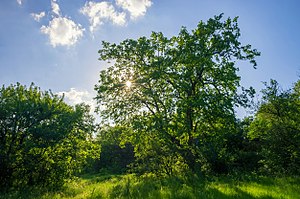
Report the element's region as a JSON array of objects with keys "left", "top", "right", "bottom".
[{"left": 1, "top": 173, "right": 299, "bottom": 199}]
